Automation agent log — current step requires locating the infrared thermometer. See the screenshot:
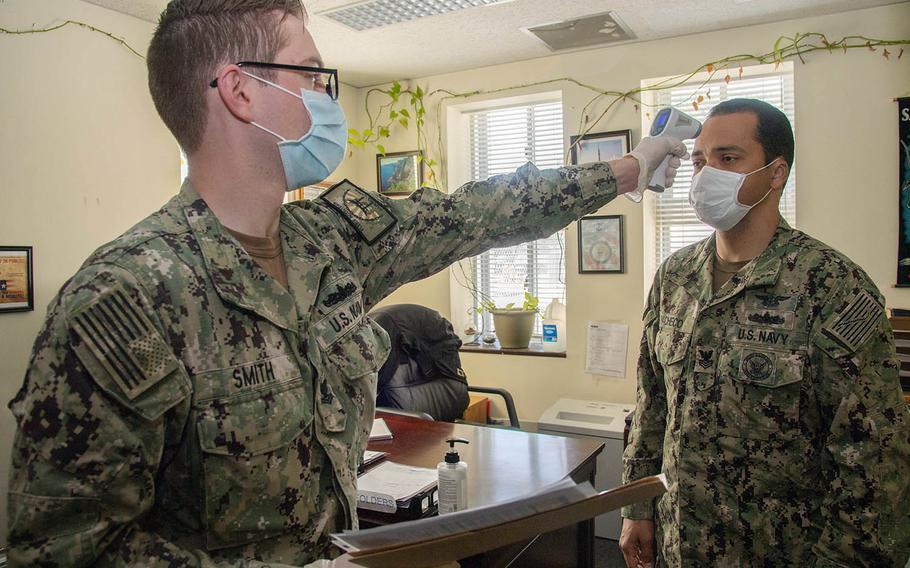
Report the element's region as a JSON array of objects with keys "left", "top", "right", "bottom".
[{"left": 626, "top": 107, "right": 702, "bottom": 202}]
